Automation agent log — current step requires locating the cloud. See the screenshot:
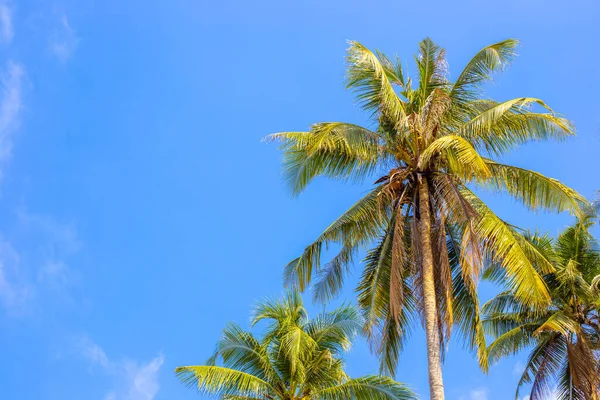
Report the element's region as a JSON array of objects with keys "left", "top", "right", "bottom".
[
  {"left": 79, "top": 337, "right": 164, "bottom": 400},
  {"left": 0, "top": 60, "right": 23, "bottom": 175},
  {"left": 123, "top": 356, "right": 164, "bottom": 400},
  {"left": 17, "top": 209, "right": 82, "bottom": 254},
  {"left": 80, "top": 336, "right": 109, "bottom": 368},
  {"left": 513, "top": 360, "right": 525, "bottom": 375},
  {"left": 0, "top": 210, "right": 82, "bottom": 314},
  {"left": 468, "top": 388, "right": 488, "bottom": 400},
  {"left": 49, "top": 14, "right": 79, "bottom": 62},
  {"left": 0, "top": 237, "right": 31, "bottom": 312},
  {"left": 0, "top": 2, "right": 13, "bottom": 44}
]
